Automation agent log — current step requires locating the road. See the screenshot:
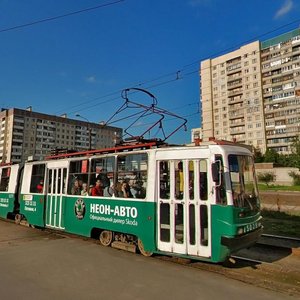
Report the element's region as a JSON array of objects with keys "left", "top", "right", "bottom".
[{"left": 0, "top": 220, "right": 297, "bottom": 300}]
